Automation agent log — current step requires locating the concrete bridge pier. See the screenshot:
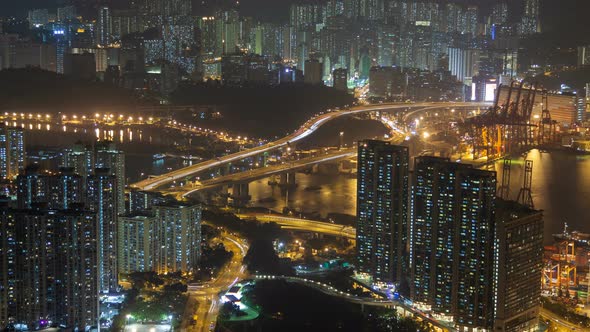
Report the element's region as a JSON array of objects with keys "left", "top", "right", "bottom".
[
  {"left": 206, "top": 186, "right": 228, "bottom": 206},
  {"left": 230, "top": 182, "right": 251, "bottom": 207},
  {"left": 279, "top": 172, "right": 297, "bottom": 188},
  {"left": 219, "top": 163, "right": 231, "bottom": 176}
]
